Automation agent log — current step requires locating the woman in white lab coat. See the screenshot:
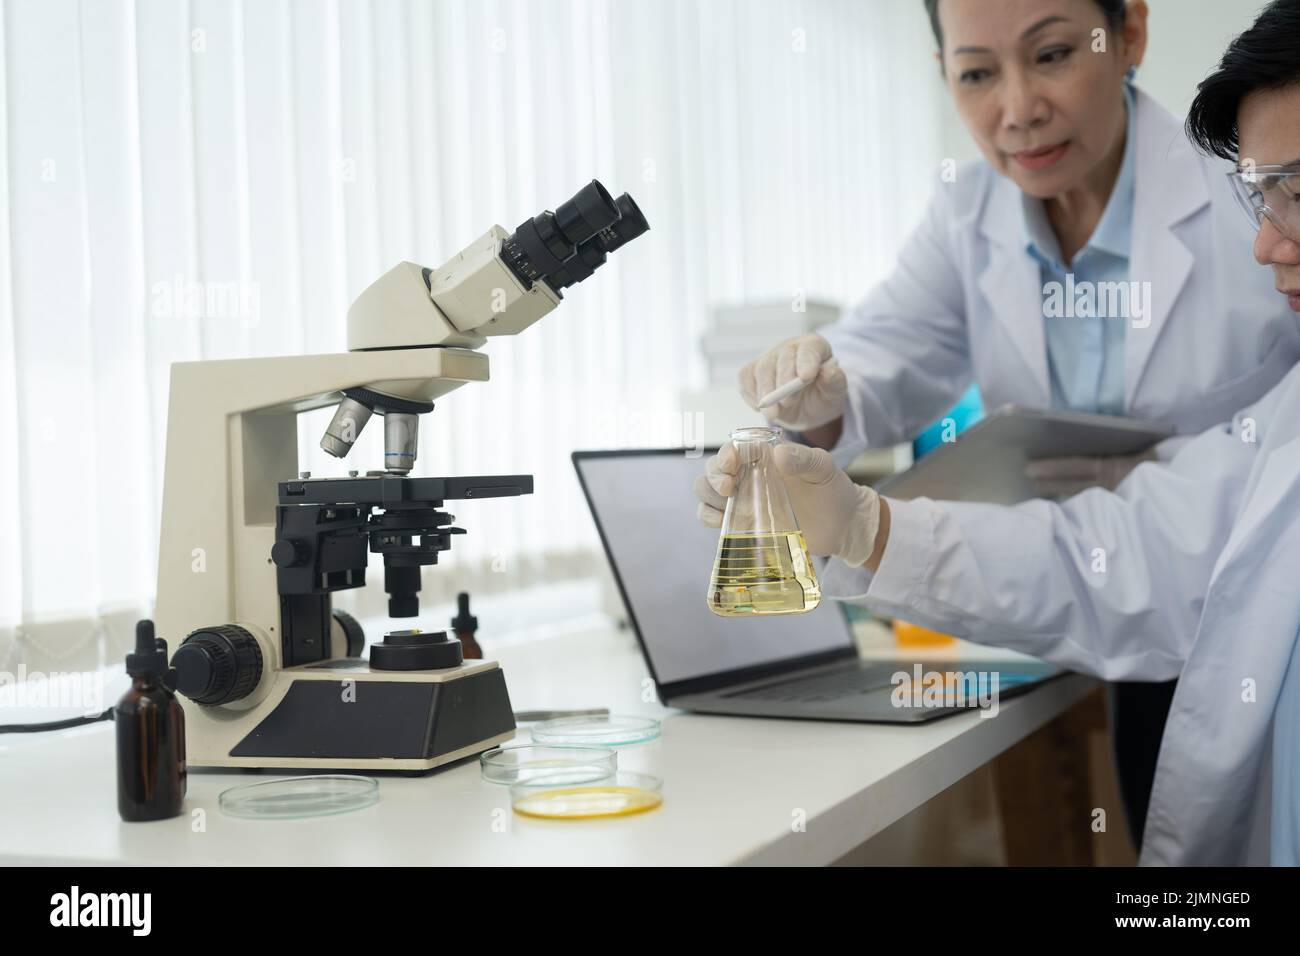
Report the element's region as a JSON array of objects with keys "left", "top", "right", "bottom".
[
  {"left": 701, "top": 0, "right": 1300, "bottom": 863},
  {"left": 741, "top": 0, "right": 1300, "bottom": 851},
  {"left": 749, "top": 0, "right": 1296, "bottom": 466}
]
